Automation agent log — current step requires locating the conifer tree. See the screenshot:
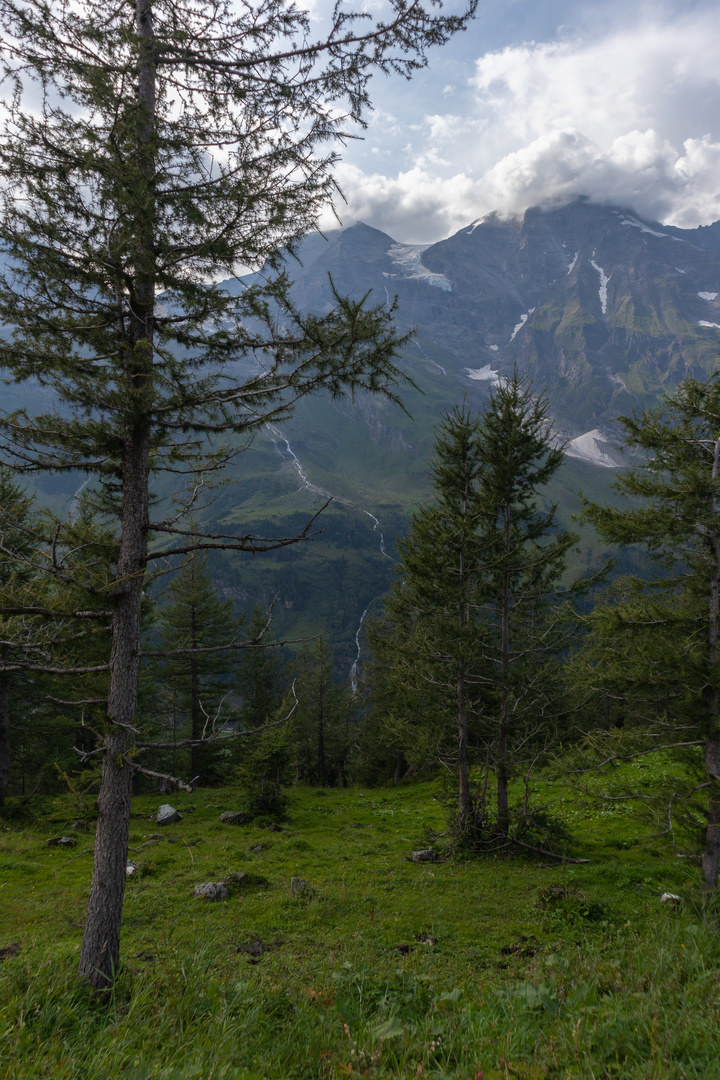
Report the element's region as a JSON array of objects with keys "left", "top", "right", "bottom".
[
  {"left": 582, "top": 372, "right": 720, "bottom": 889},
  {"left": 154, "top": 552, "right": 237, "bottom": 786},
  {"left": 368, "top": 404, "right": 487, "bottom": 831},
  {"left": 293, "top": 636, "right": 354, "bottom": 787},
  {"left": 0, "top": 0, "right": 474, "bottom": 986},
  {"left": 370, "top": 376, "right": 576, "bottom": 838}
]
